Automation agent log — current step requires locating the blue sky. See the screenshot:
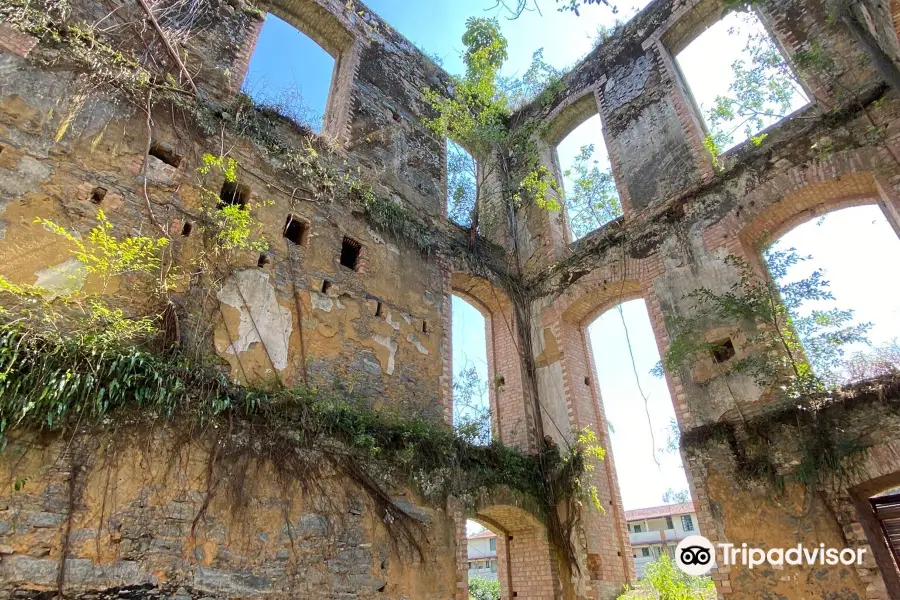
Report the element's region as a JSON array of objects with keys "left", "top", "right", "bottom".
[{"left": 244, "top": 1, "right": 900, "bottom": 514}]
